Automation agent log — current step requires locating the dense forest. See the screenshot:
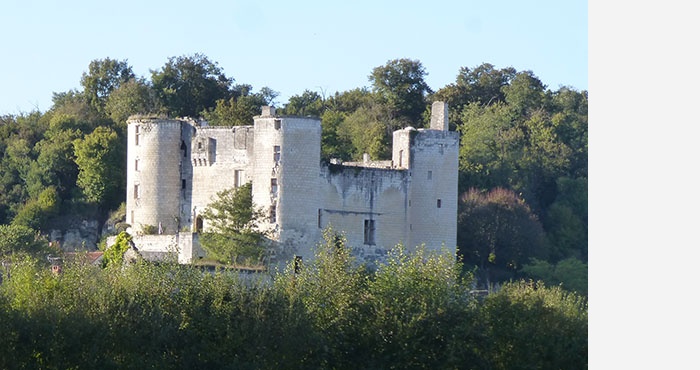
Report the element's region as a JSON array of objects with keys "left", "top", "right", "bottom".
[{"left": 0, "top": 53, "right": 587, "bottom": 367}]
